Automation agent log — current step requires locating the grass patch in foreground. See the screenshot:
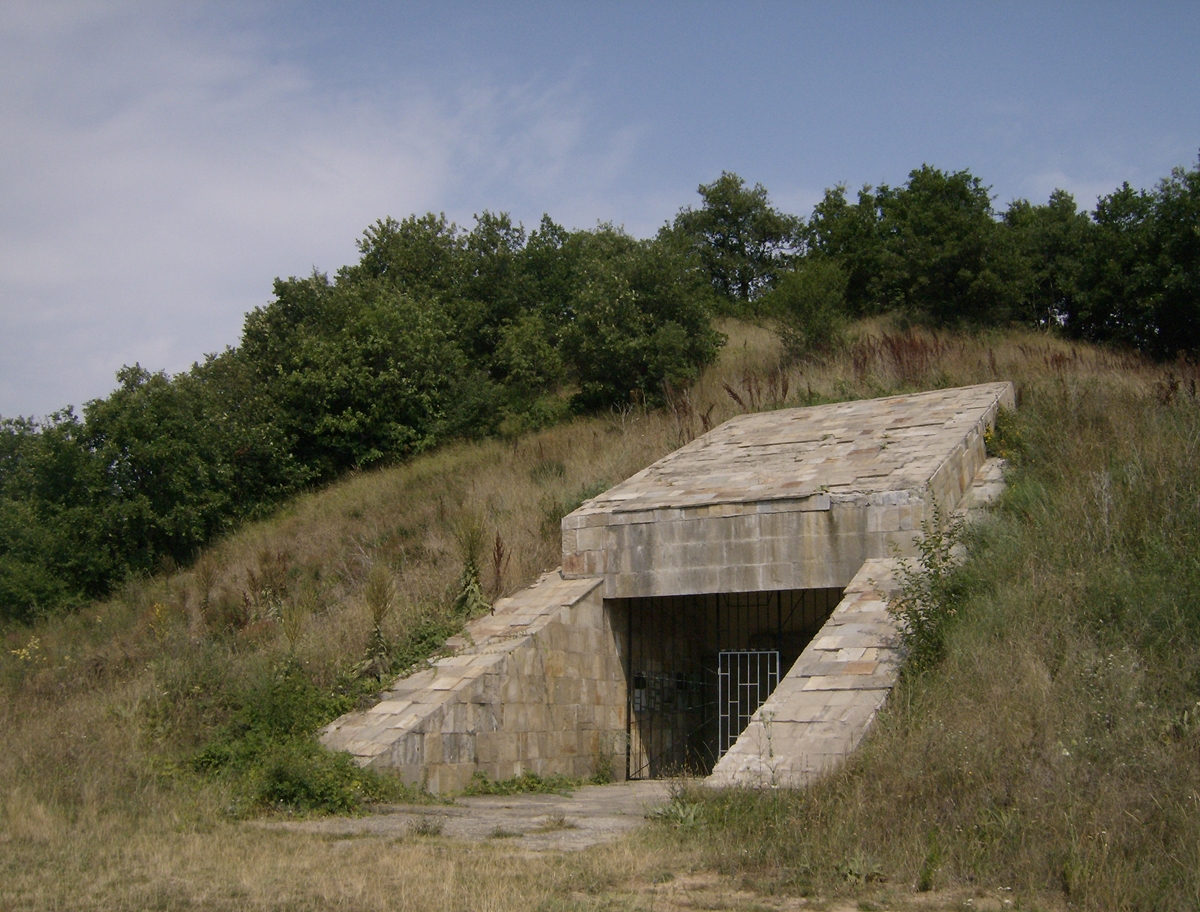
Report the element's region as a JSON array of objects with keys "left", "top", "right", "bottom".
[{"left": 461, "top": 770, "right": 584, "bottom": 796}]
